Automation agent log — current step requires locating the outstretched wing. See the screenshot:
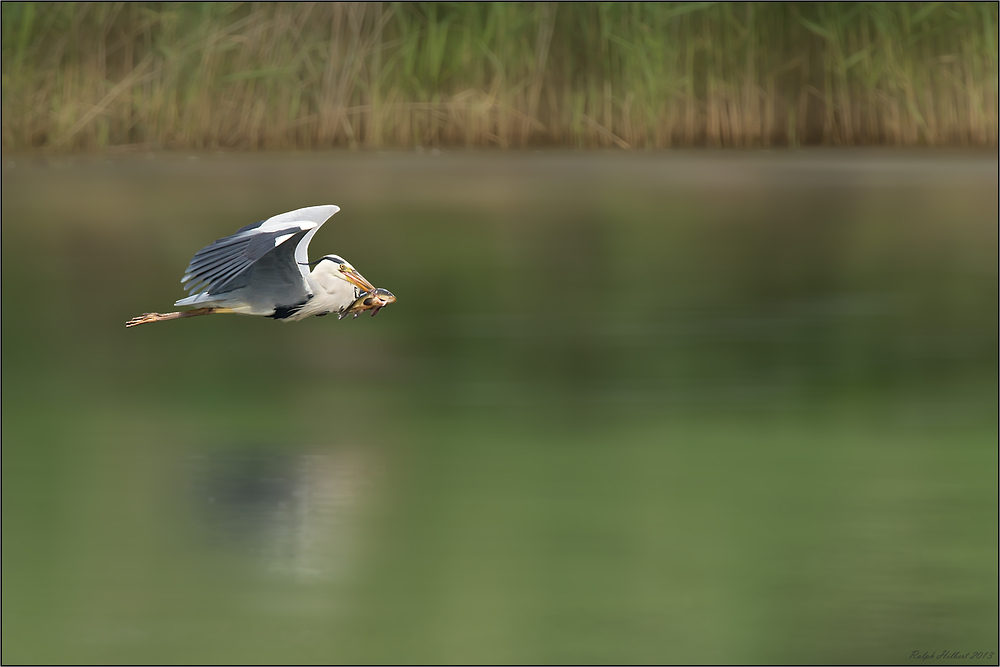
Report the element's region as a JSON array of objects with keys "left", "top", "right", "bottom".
[{"left": 180, "top": 205, "right": 340, "bottom": 296}]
